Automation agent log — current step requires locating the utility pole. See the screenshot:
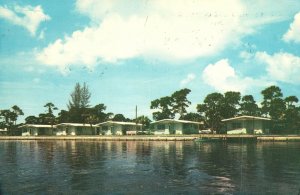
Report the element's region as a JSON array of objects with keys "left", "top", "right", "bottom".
[
  {"left": 136, "top": 105, "right": 137, "bottom": 122},
  {"left": 135, "top": 105, "right": 137, "bottom": 132}
]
